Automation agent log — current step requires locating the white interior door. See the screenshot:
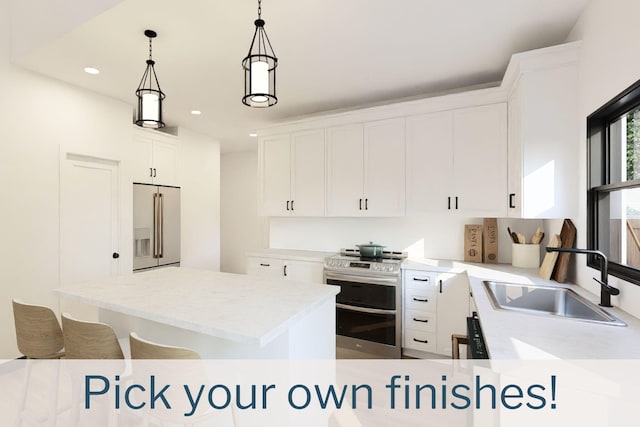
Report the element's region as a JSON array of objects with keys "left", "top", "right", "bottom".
[{"left": 60, "top": 153, "right": 120, "bottom": 320}]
